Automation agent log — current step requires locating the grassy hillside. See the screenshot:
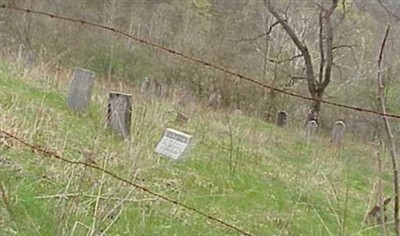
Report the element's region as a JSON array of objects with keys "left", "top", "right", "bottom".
[{"left": 0, "top": 62, "right": 394, "bottom": 235}]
